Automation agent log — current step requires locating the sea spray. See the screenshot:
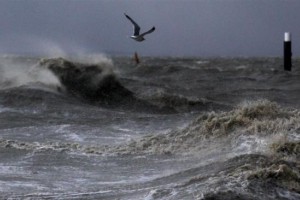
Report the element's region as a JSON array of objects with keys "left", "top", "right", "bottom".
[{"left": 0, "top": 57, "right": 61, "bottom": 91}]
